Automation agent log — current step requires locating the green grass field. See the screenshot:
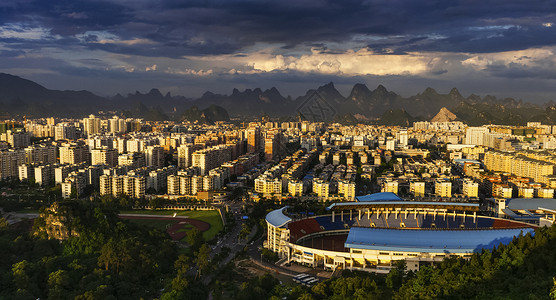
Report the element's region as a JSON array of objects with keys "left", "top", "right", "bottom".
[{"left": 120, "top": 209, "right": 224, "bottom": 241}]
